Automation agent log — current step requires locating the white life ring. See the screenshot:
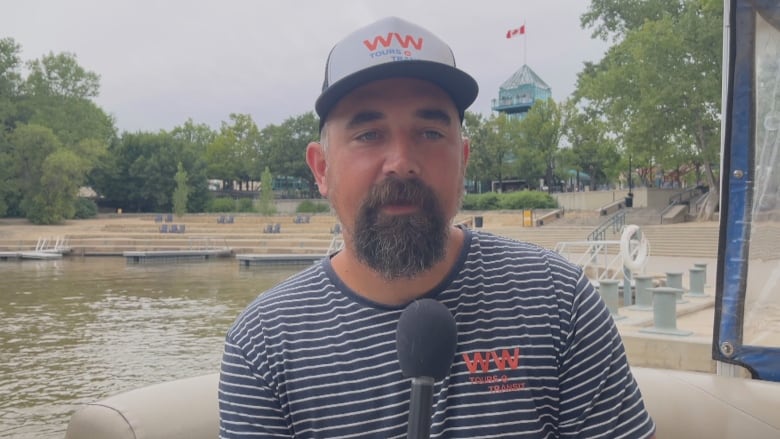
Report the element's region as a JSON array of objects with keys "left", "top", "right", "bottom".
[{"left": 620, "top": 224, "right": 649, "bottom": 272}]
